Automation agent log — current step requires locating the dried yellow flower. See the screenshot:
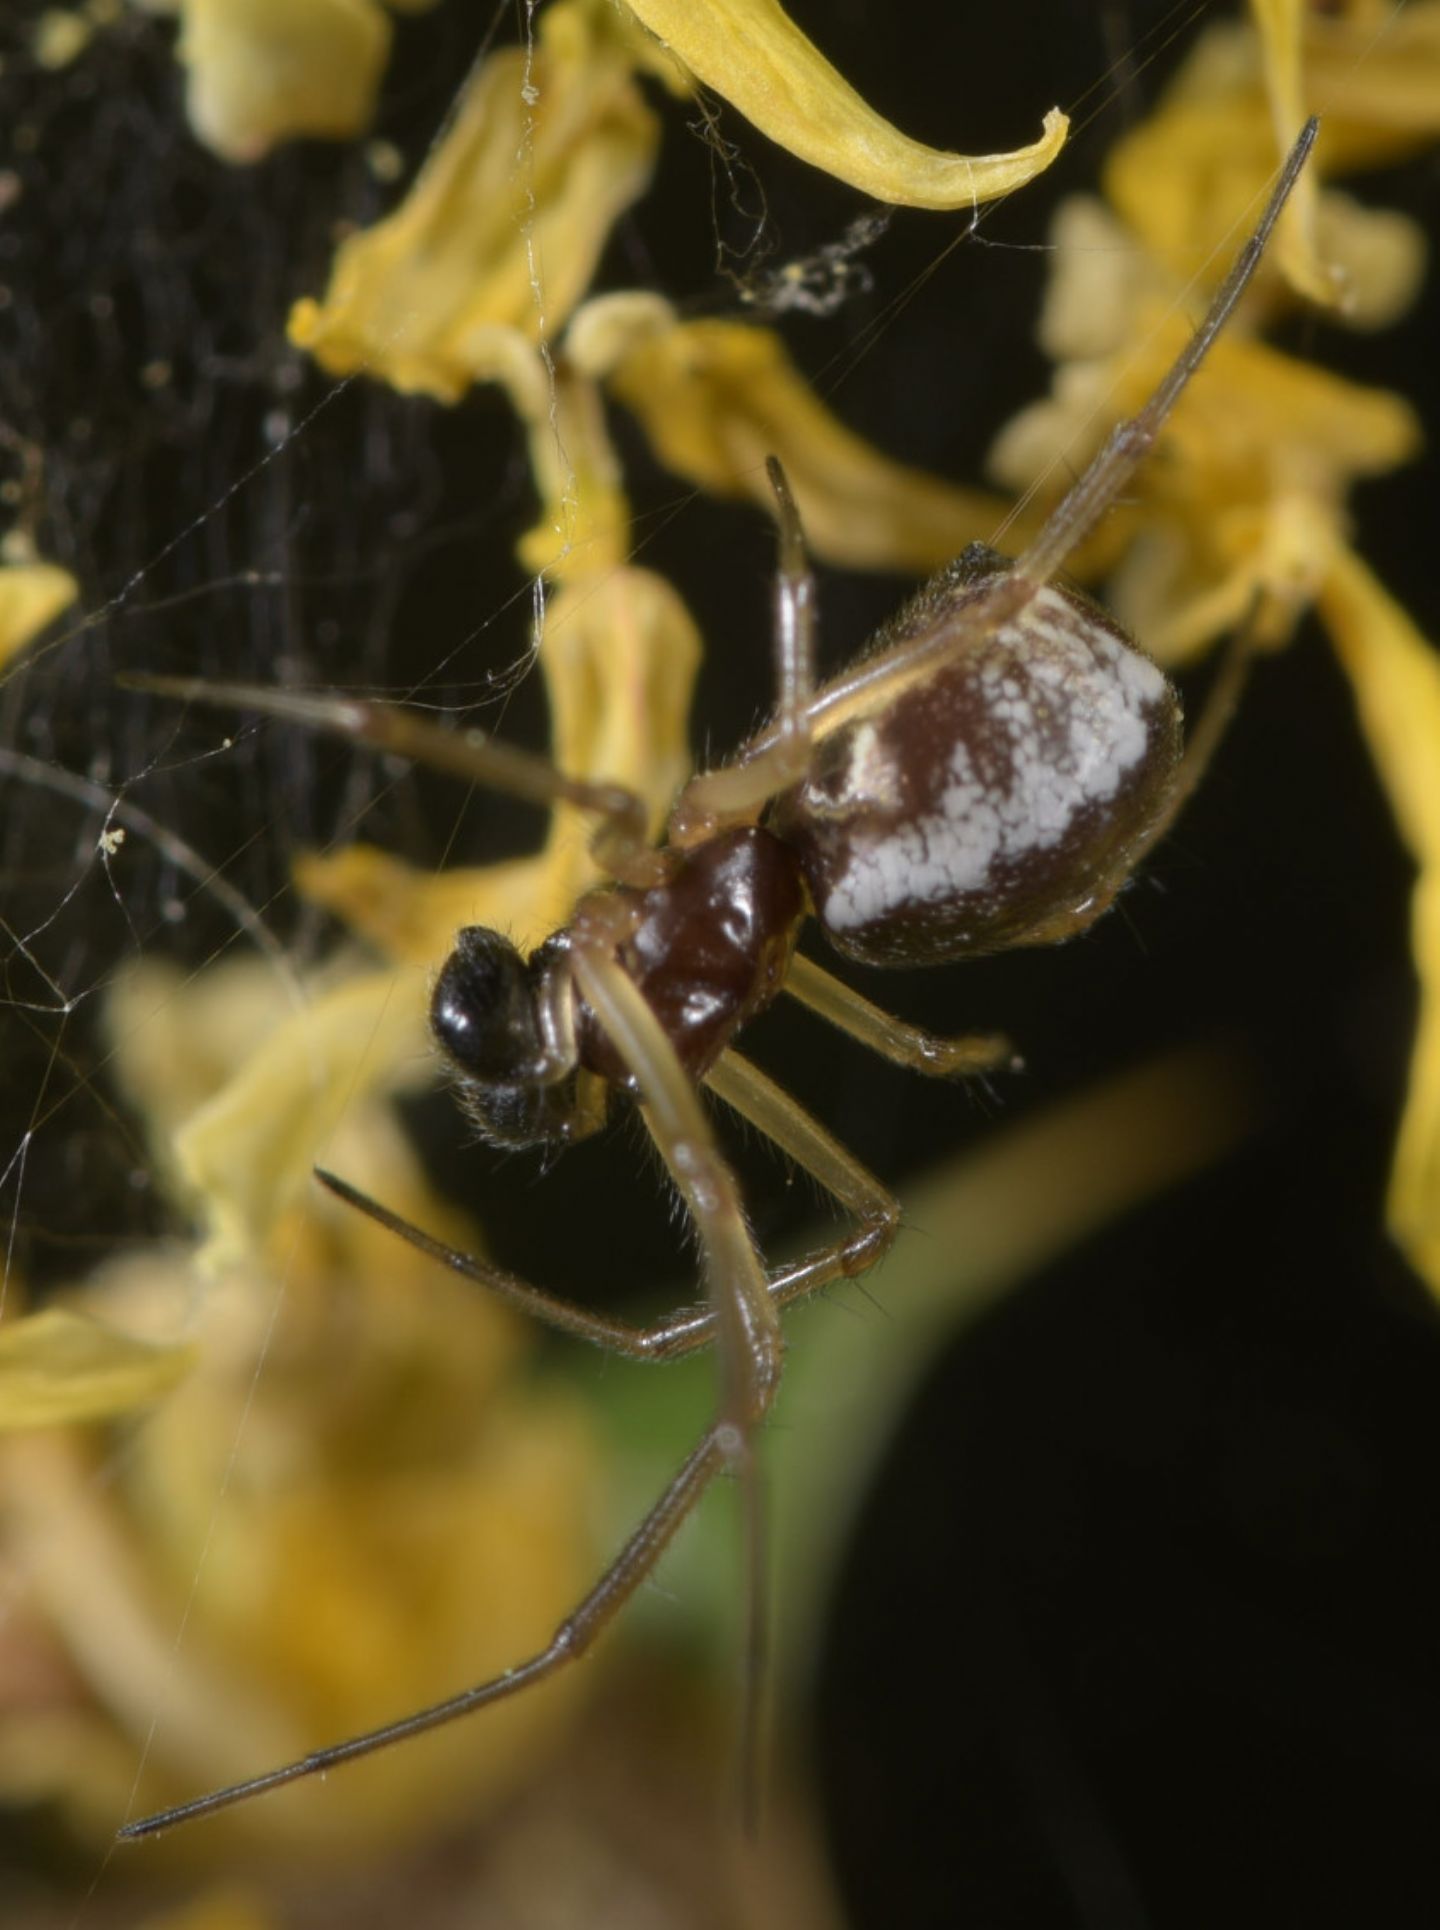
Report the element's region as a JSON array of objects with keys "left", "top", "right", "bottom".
[
  {"left": 0, "top": 971, "right": 599, "bottom": 1851},
  {"left": 289, "top": 0, "right": 660, "bottom": 398},
  {"left": 987, "top": 201, "right": 1420, "bottom": 663},
  {"left": 985, "top": 10, "right": 1440, "bottom": 1306}
]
